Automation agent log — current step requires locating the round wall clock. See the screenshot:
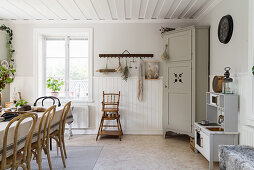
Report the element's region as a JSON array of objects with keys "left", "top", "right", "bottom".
[{"left": 218, "top": 15, "right": 233, "bottom": 44}]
